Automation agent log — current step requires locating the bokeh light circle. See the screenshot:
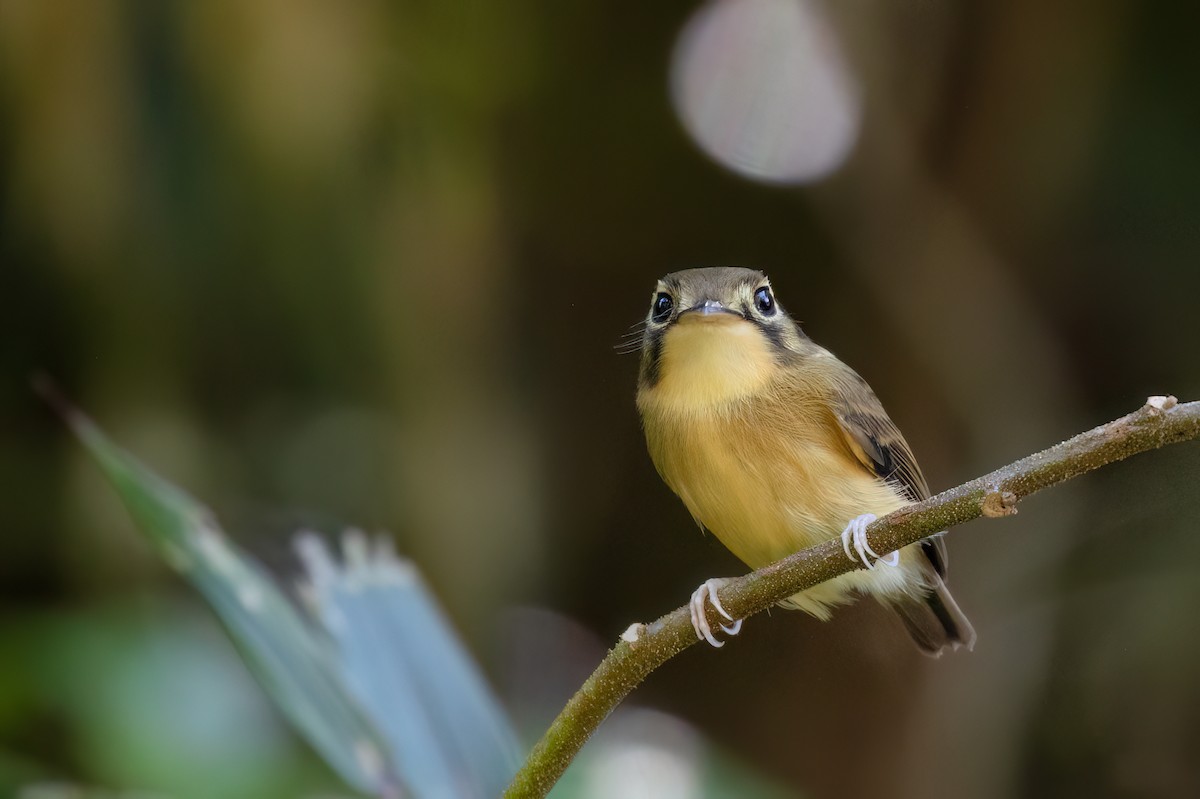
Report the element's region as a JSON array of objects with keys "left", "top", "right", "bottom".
[{"left": 670, "top": 0, "right": 862, "bottom": 184}]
